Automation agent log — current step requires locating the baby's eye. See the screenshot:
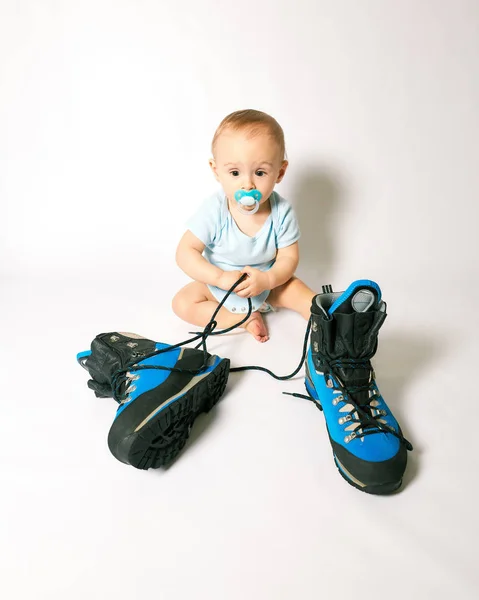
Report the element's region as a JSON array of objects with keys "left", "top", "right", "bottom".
[
  {"left": 255, "top": 170, "right": 266, "bottom": 177},
  {"left": 230, "top": 170, "right": 240, "bottom": 177}
]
